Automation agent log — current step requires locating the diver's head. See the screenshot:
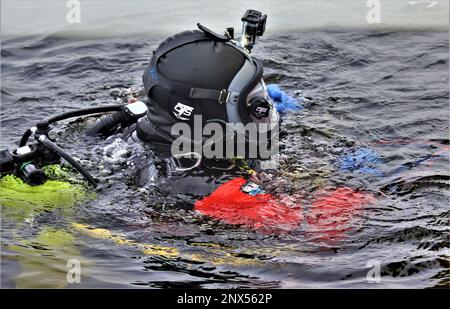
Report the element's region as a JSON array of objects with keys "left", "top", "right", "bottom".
[{"left": 137, "top": 10, "right": 279, "bottom": 160}]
